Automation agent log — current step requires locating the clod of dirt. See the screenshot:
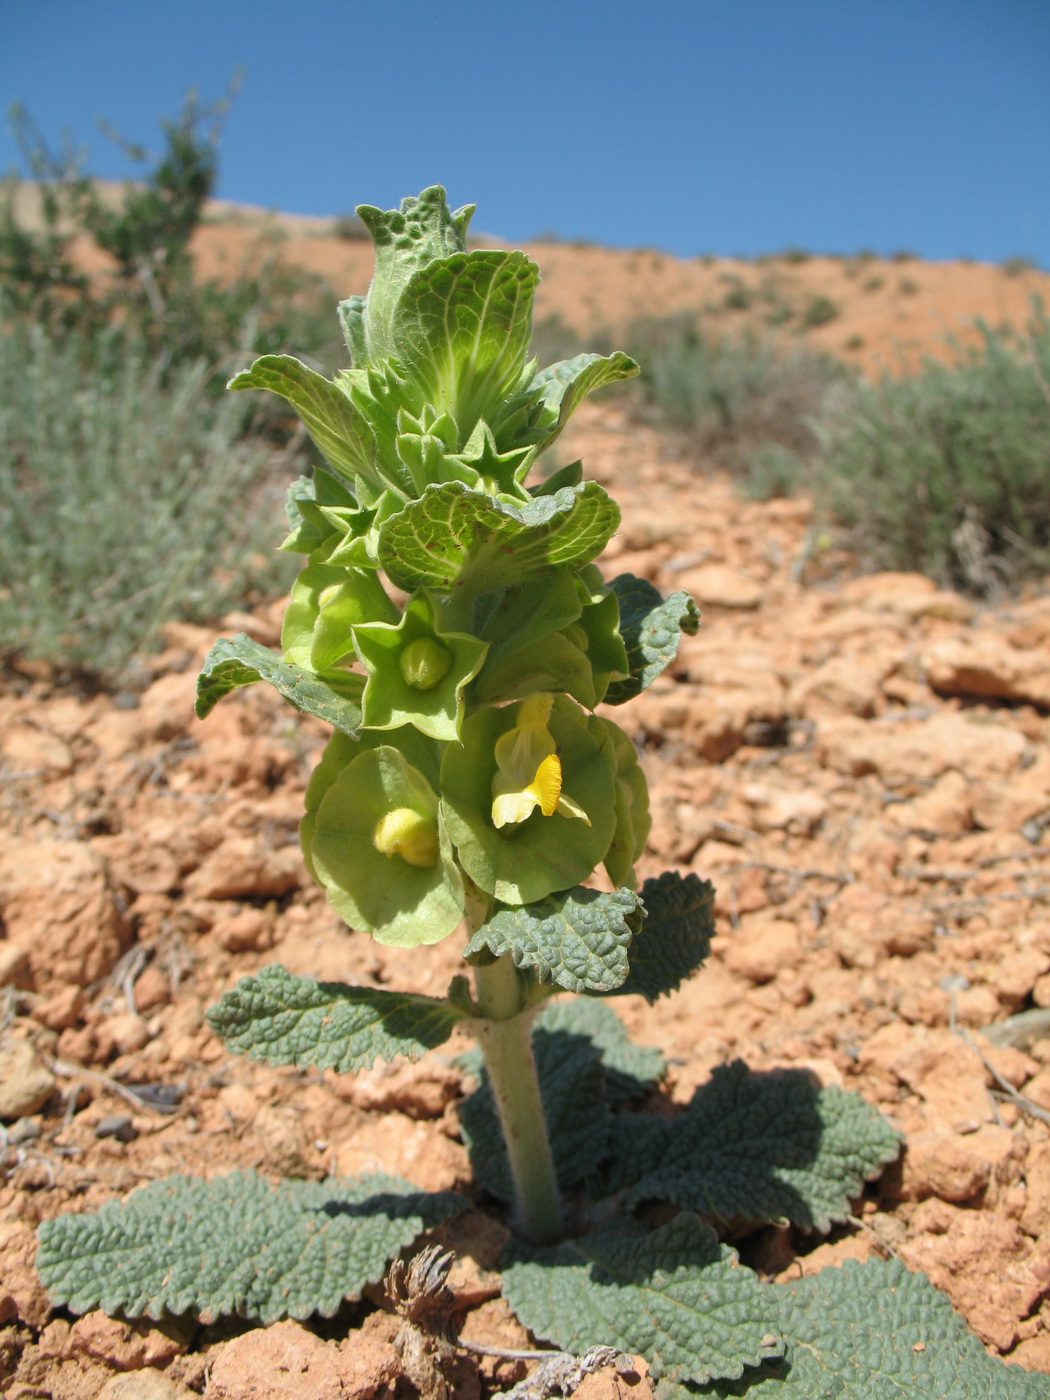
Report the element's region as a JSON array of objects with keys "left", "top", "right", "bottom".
[
  {"left": 0, "top": 1038, "right": 55, "bottom": 1119},
  {"left": 207, "top": 1318, "right": 398, "bottom": 1399}
]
